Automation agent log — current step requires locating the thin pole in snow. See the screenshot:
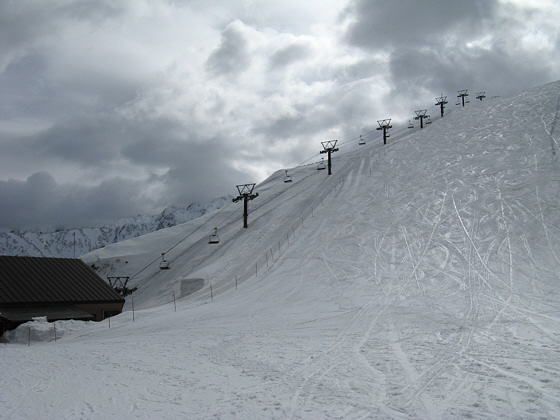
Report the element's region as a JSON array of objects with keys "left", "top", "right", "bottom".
[
  {"left": 173, "top": 291, "right": 176, "bottom": 312},
  {"left": 54, "top": 322, "right": 57, "bottom": 342},
  {"left": 28, "top": 327, "right": 31, "bottom": 346},
  {"left": 210, "top": 283, "right": 214, "bottom": 301}
]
